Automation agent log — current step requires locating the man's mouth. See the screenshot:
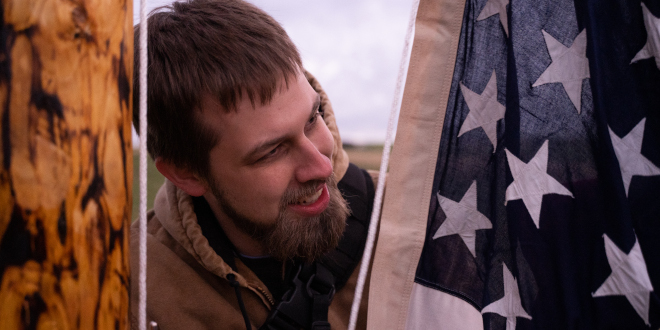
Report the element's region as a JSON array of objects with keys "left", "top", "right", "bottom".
[
  {"left": 296, "top": 188, "right": 323, "bottom": 205},
  {"left": 287, "top": 184, "right": 330, "bottom": 217}
]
